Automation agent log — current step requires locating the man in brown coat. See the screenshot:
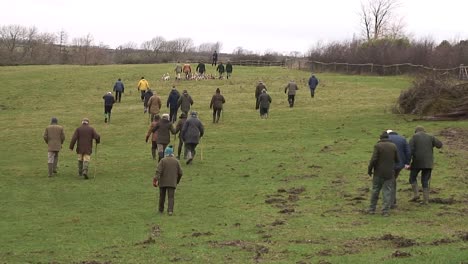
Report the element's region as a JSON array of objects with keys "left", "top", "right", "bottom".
[
  {"left": 147, "top": 92, "right": 162, "bottom": 121},
  {"left": 255, "top": 81, "right": 267, "bottom": 109},
  {"left": 175, "top": 112, "right": 187, "bottom": 160},
  {"left": 69, "top": 118, "right": 101, "bottom": 179},
  {"left": 146, "top": 115, "right": 160, "bottom": 160},
  {"left": 154, "top": 146, "right": 183, "bottom": 215},
  {"left": 209, "top": 88, "right": 226, "bottom": 123},
  {"left": 43, "top": 117, "right": 65, "bottom": 177},
  {"left": 284, "top": 80, "right": 299, "bottom": 108},
  {"left": 155, "top": 114, "right": 176, "bottom": 161},
  {"left": 367, "top": 131, "right": 399, "bottom": 216}
]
